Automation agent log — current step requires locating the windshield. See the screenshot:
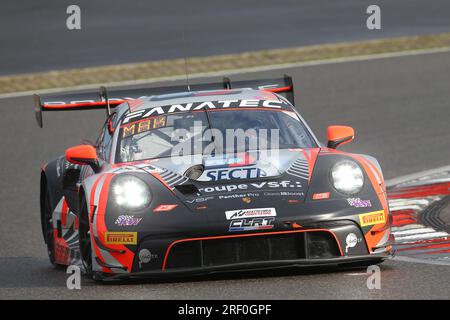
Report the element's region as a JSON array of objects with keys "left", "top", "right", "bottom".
[{"left": 116, "top": 109, "right": 316, "bottom": 163}]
